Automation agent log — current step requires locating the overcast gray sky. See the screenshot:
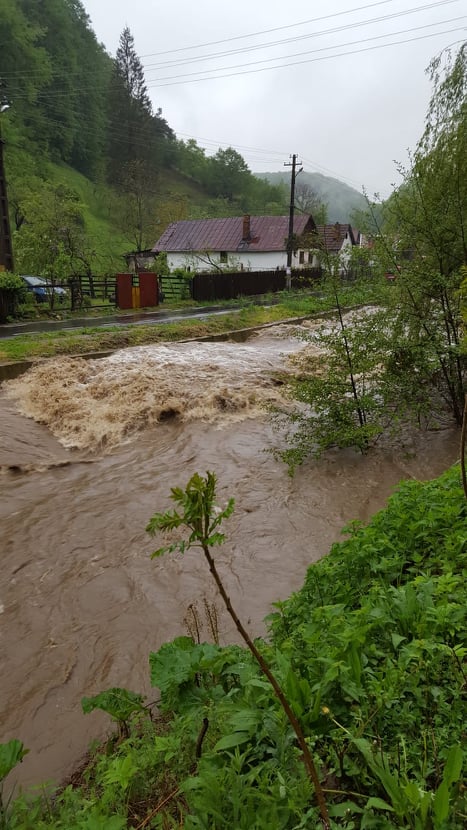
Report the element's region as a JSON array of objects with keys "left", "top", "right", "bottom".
[{"left": 83, "top": 0, "right": 466, "bottom": 198}]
